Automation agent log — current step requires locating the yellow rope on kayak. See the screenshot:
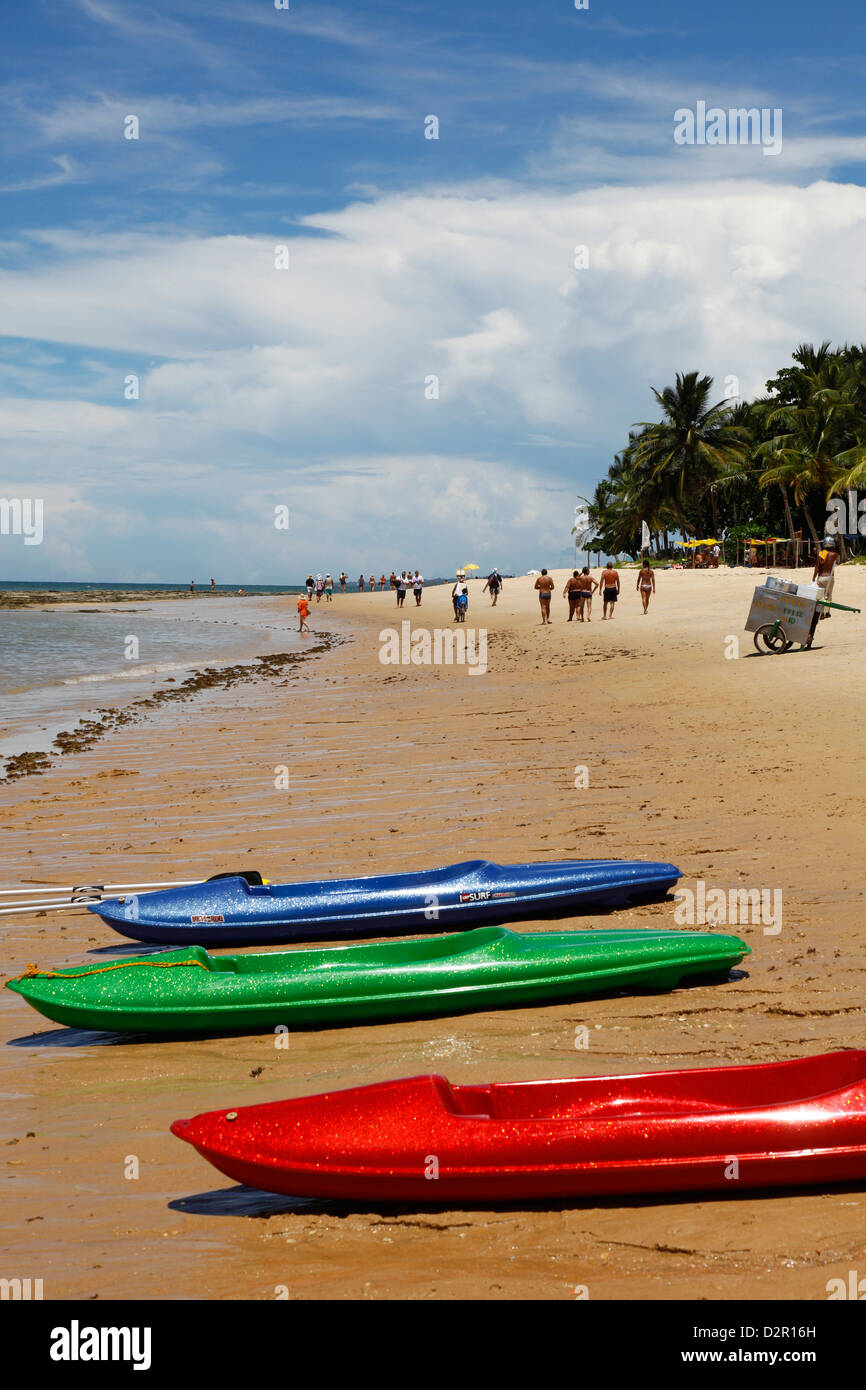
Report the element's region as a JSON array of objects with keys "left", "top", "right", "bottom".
[{"left": 10, "top": 959, "right": 210, "bottom": 983}]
